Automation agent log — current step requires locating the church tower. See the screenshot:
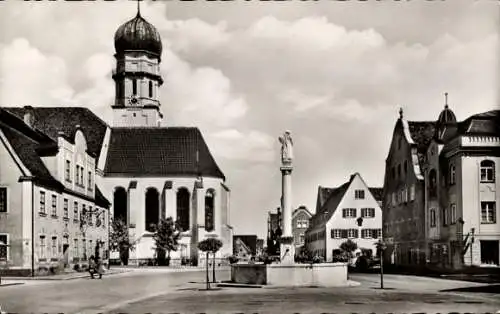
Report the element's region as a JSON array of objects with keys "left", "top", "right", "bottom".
[{"left": 112, "top": 5, "right": 163, "bottom": 127}]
